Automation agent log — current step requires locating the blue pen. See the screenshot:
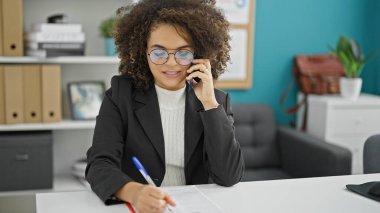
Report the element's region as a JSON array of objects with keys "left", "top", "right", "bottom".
[
  {"left": 132, "top": 156, "right": 157, "bottom": 186},
  {"left": 132, "top": 156, "right": 174, "bottom": 212}
]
